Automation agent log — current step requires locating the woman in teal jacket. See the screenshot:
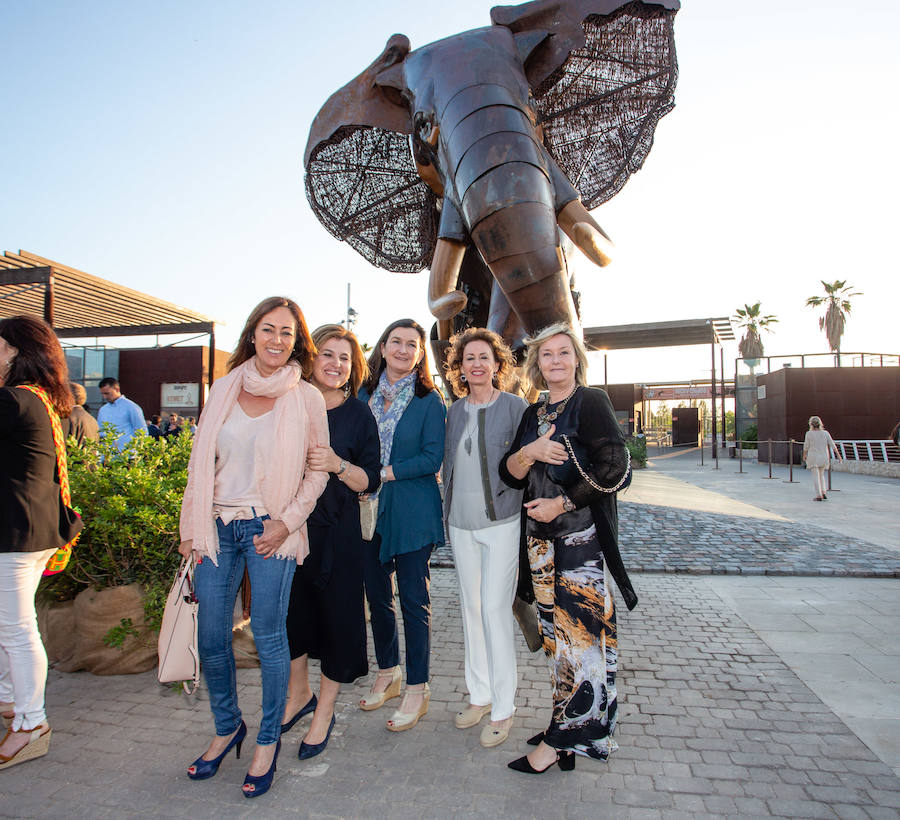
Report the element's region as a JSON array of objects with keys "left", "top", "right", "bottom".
[{"left": 358, "top": 319, "right": 446, "bottom": 732}]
